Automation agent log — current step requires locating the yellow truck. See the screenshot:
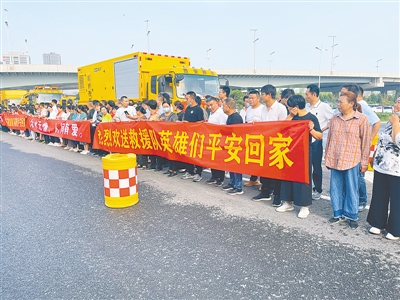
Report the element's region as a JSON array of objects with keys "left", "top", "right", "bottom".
[
  {"left": 1, "top": 90, "right": 28, "bottom": 106},
  {"left": 20, "top": 86, "right": 63, "bottom": 105},
  {"left": 77, "top": 52, "right": 220, "bottom": 105}
]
